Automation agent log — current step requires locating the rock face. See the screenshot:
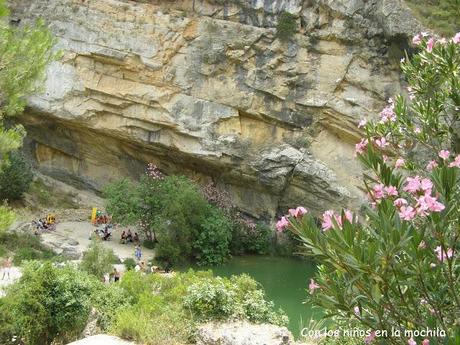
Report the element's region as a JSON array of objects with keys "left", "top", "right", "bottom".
[
  {"left": 66, "top": 335, "right": 135, "bottom": 345},
  {"left": 9, "top": 0, "right": 421, "bottom": 218},
  {"left": 196, "top": 321, "right": 295, "bottom": 345}
]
